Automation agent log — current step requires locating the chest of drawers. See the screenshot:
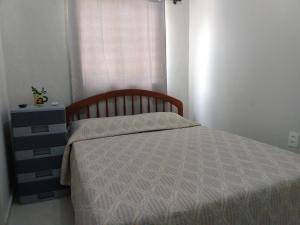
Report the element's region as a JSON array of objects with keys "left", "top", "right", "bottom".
[{"left": 11, "top": 104, "right": 70, "bottom": 204}]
